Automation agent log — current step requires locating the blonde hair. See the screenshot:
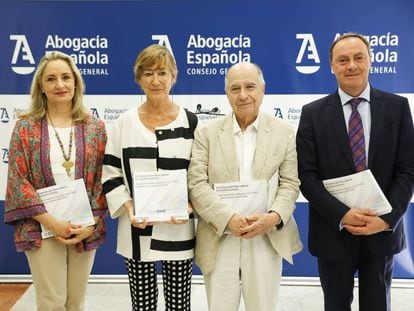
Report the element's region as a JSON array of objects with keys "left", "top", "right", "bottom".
[
  {"left": 133, "top": 44, "right": 177, "bottom": 86},
  {"left": 20, "top": 51, "right": 88, "bottom": 122}
]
